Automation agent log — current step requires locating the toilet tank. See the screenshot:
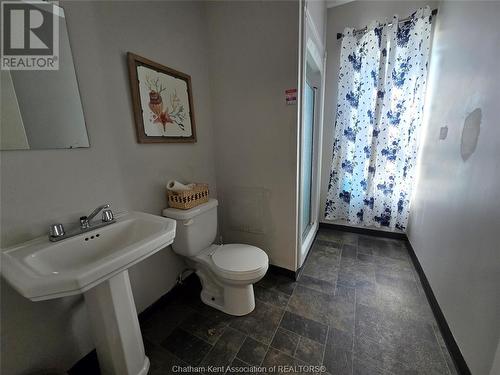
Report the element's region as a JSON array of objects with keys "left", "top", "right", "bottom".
[{"left": 162, "top": 199, "right": 218, "bottom": 257}]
